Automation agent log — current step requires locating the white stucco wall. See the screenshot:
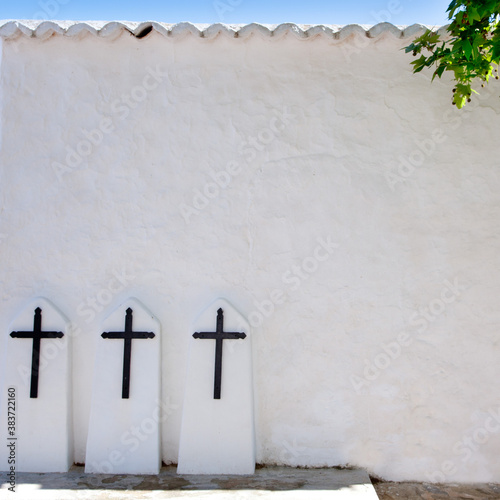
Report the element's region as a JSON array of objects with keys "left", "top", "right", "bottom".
[{"left": 0, "top": 21, "right": 500, "bottom": 483}]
